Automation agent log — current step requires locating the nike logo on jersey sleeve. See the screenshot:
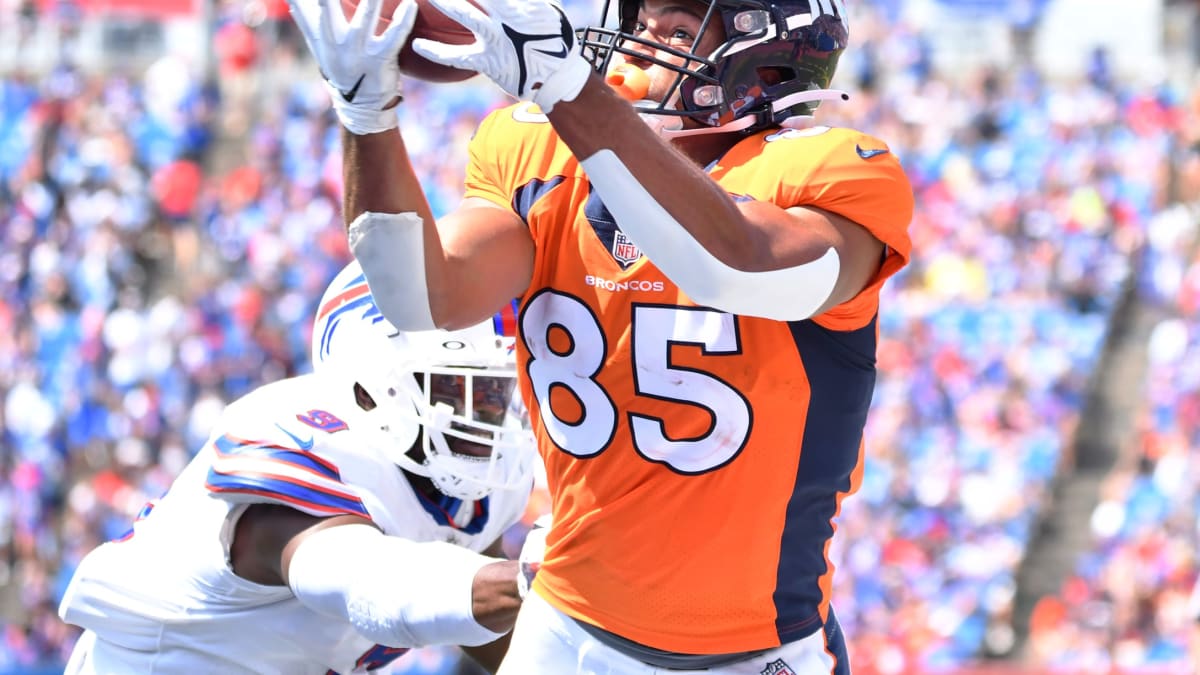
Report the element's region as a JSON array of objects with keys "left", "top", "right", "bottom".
[
  {"left": 276, "top": 424, "right": 314, "bottom": 450},
  {"left": 855, "top": 144, "right": 890, "bottom": 159}
]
